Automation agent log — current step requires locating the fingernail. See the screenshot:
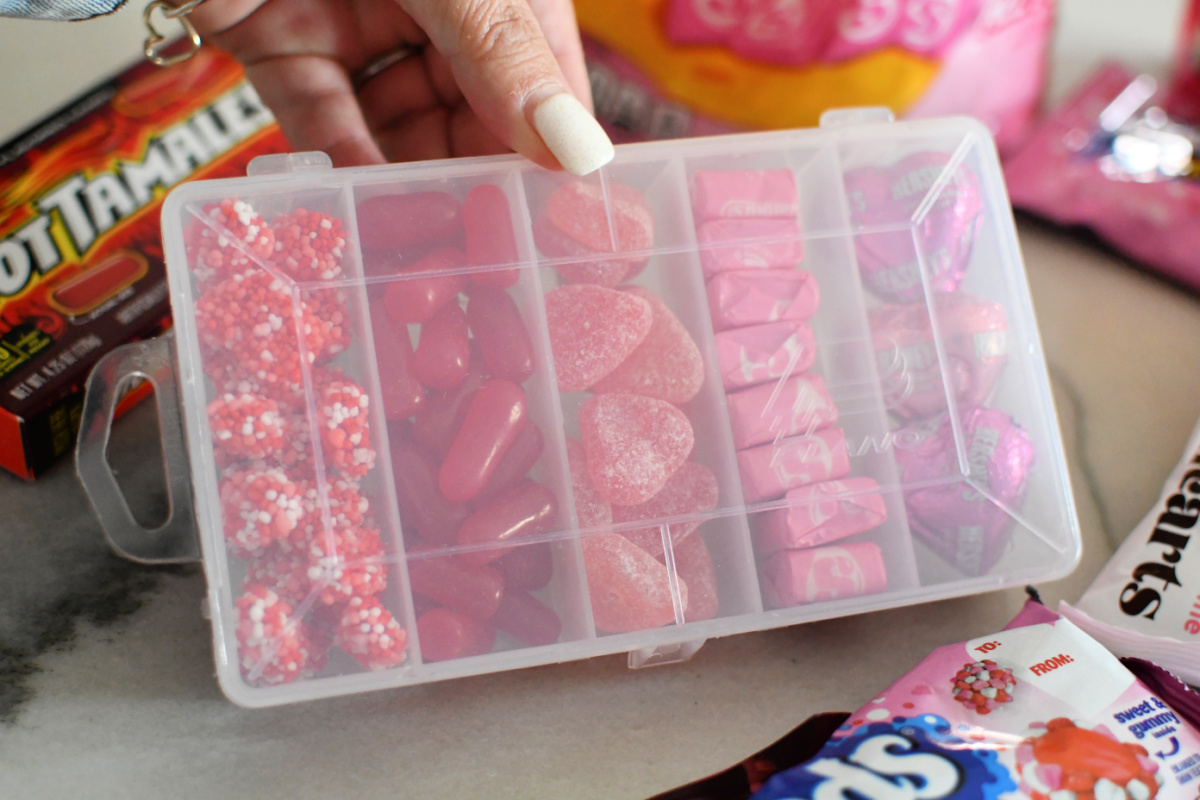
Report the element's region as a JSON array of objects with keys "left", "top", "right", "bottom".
[{"left": 532, "top": 93, "right": 615, "bottom": 176}]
